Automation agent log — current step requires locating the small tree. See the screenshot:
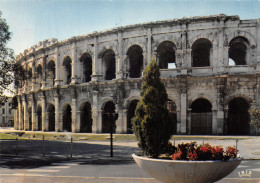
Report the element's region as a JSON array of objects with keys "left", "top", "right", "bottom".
[
  {"left": 132, "top": 58, "right": 173, "bottom": 158},
  {"left": 249, "top": 107, "right": 260, "bottom": 130}
]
